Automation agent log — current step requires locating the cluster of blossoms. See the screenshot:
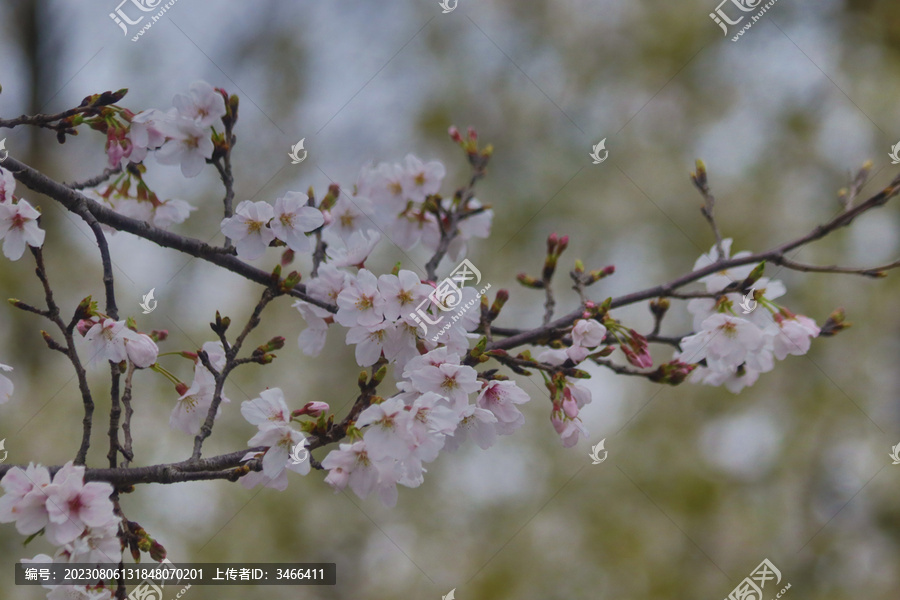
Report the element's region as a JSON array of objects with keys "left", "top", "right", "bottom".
[
  {"left": 0, "top": 167, "right": 46, "bottom": 261},
  {"left": 538, "top": 318, "right": 607, "bottom": 447},
  {"left": 107, "top": 80, "right": 225, "bottom": 177},
  {"left": 677, "top": 240, "right": 821, "bottom": 393},
  {"left": 0, "top": 462, "right": 121, "bottom": 600},
  {"left": 220, "top": 192, "right": 325, "bottom": 260},
  {"left": 238, "top": 389, "right": 322, "bottom": 490},
  {"left": 238, "top": 348, "right": 531, "bottom": 507},
  {"left": 318, "top": 352, "right": 530, "bottom": 506},
  {"left": 356, "top": 152, "right": 492, "bottom": 260},
  {"left": 86, "top": 80, "right": 233, "bottom": 232}
]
